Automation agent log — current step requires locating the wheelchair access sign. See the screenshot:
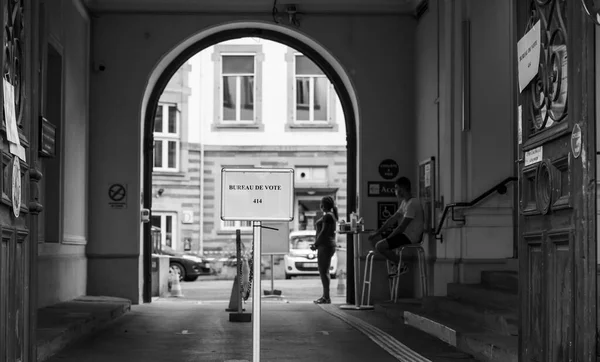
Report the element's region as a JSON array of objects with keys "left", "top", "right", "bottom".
[{"left": 377, "top": 201, "right": 398, "bottom": 231}]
